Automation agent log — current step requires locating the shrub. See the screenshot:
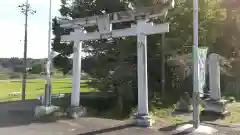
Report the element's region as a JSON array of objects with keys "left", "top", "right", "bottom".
[
  {"left": 81, "top": 73, "right": 91, "bottom": 80},
  {"left": 9, "top": 73, "right": 21, "bottom": 79},
  {"left": 51, "top": 92, "right": 117, "bottom": 111}
]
